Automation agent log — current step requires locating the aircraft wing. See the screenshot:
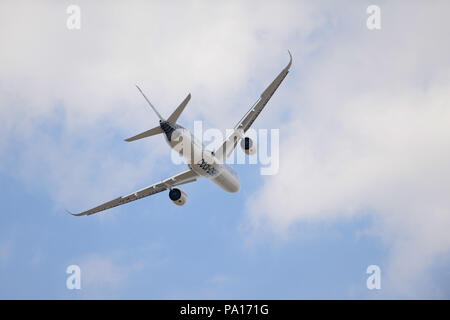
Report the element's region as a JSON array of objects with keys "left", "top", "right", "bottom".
[
  {"left": 70, "top": 169, "right": 199, "bottom": 216},
  {"left": 215, "top": 52, "right": 292, "bottom": 161}
]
